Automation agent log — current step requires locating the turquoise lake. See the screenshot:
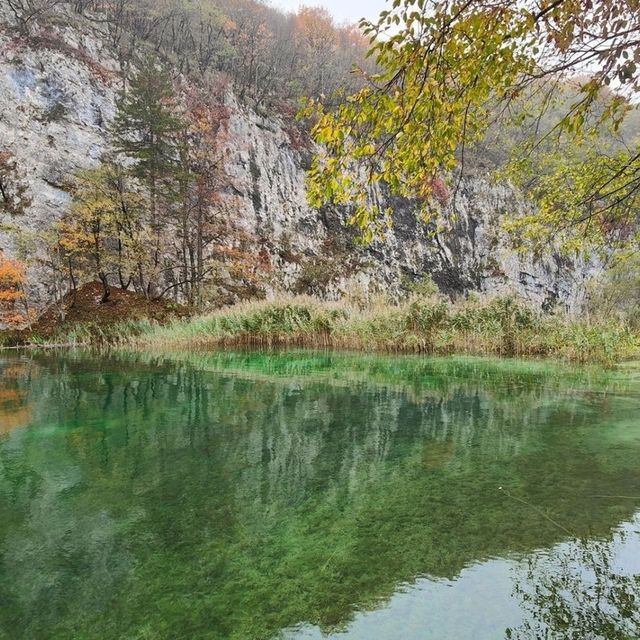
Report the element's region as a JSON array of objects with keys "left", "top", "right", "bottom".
[{"left": 0, "top": 350, "right": 638, "bottom": 639}]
